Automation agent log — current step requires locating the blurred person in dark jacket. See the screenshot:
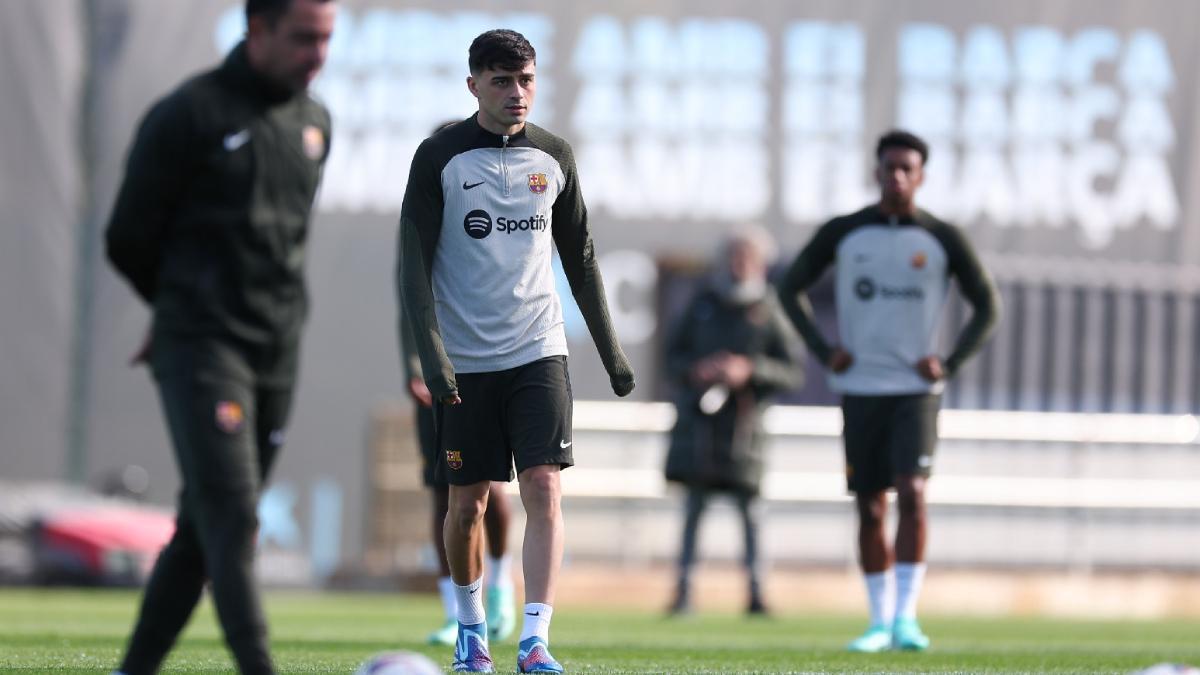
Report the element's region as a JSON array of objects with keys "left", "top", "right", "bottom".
[
  {"left": 663, "top": 225, "right": 802, "bottom": 616},
  {"left": 104, "top": 1, "right": 336, "bottom": 672}
]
